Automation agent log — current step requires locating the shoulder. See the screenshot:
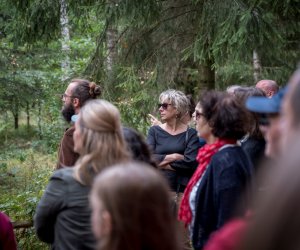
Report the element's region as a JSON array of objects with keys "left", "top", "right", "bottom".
[
  {"left": 64, "top": 126, "right": 75, "bottom": 136},
  {"left": 187, "top": 127, "right": 197, "bottom": 136},
  {"left": 51, "top": 168, "right": 75, "bottom": 182},
  {"left": 211, "top": 146, "right": 249, "bottom": 168}
]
